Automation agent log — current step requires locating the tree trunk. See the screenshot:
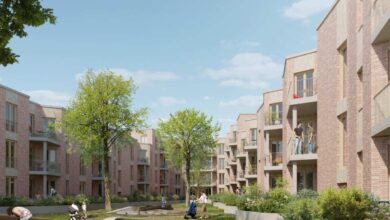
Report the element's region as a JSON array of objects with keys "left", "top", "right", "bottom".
[
  {"left": 104, "top": 154, "right": 112, "bottom": 211},
  {"left": 185, "top": 158, "right": 191, "bottom": 207}
]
